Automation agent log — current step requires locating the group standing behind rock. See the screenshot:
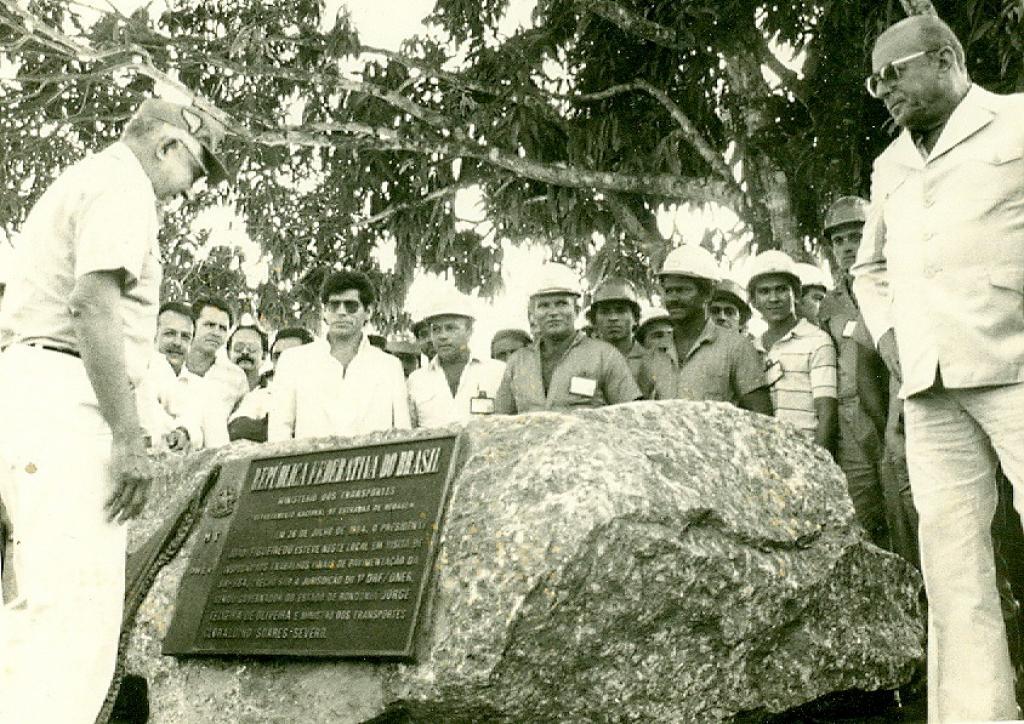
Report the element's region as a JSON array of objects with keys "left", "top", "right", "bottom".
[{"left": 0, "top": 12, "right": 1023, "bottom": 723}]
